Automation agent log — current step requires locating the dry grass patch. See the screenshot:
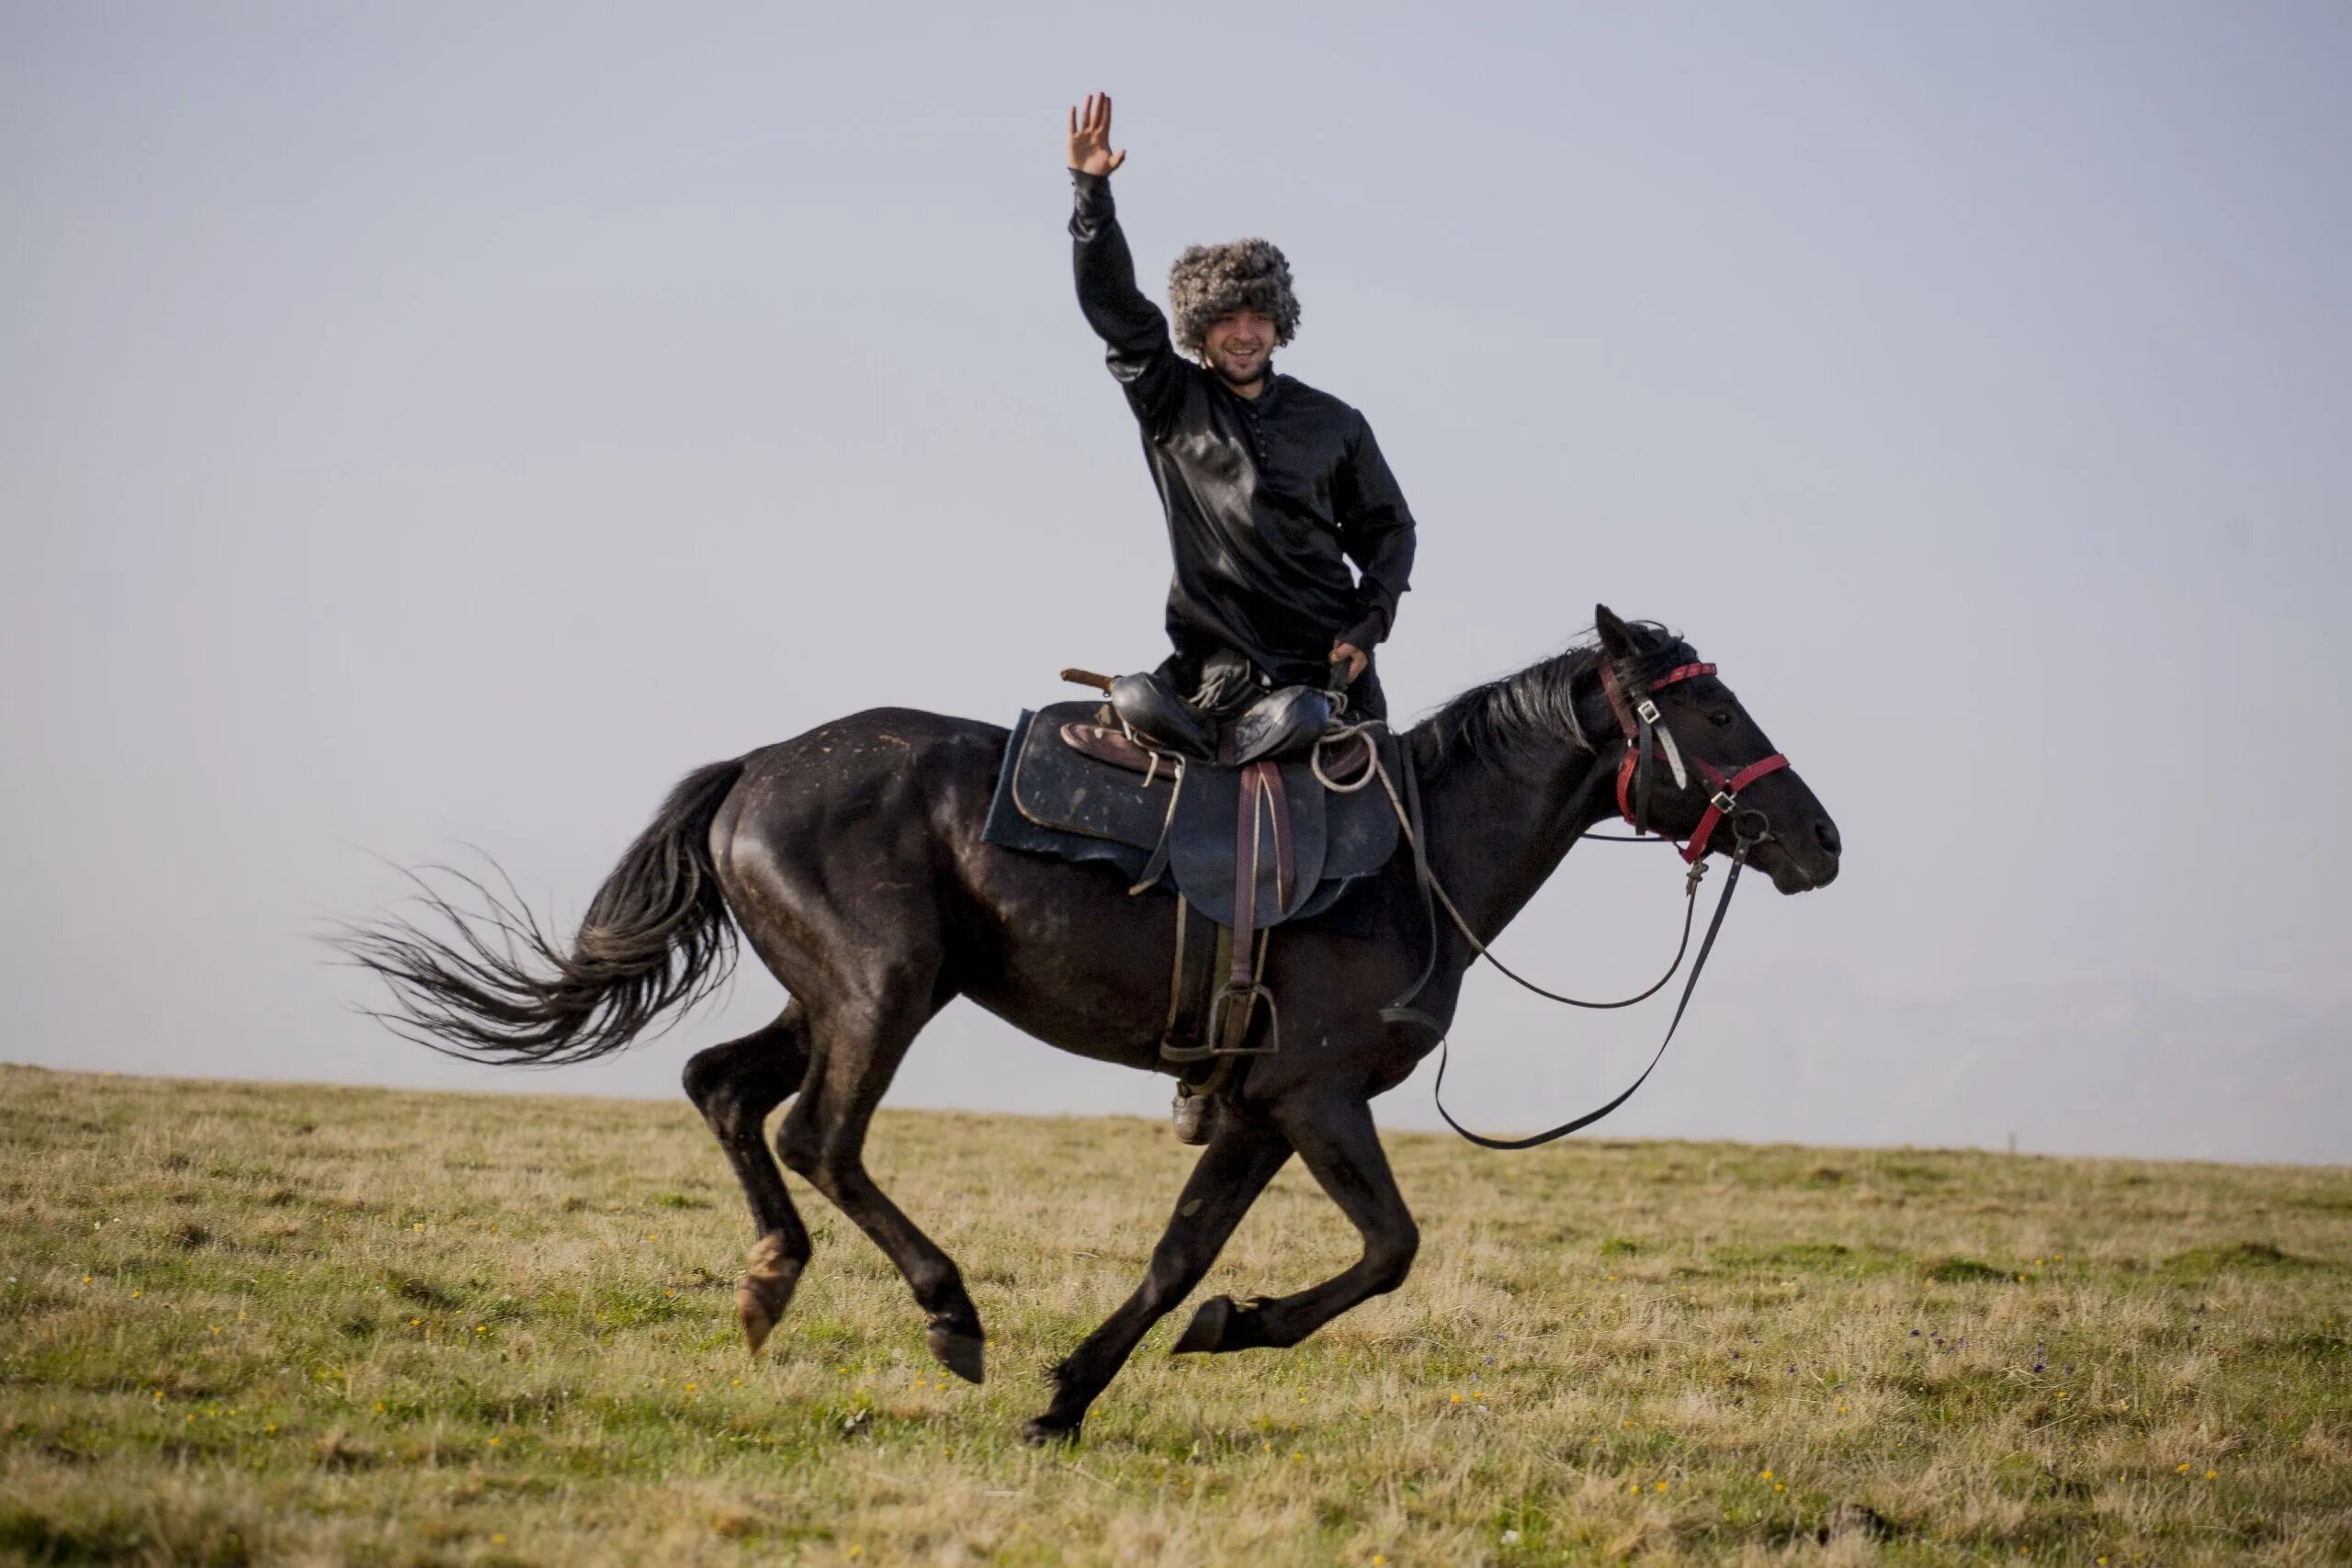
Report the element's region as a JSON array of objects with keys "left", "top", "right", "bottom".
[{"left": 1, "top": 1064, "right": 2346, "bottom": 1564}]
